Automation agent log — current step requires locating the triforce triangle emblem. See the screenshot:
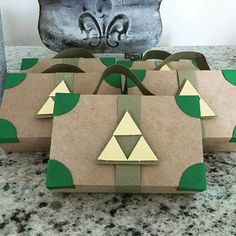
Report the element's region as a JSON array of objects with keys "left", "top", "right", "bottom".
[
  {"left": 98, "top": 112, "right": 158, "bottom": 163},
  {"left": 37, "top": 81, "right": 70, "bottom": 118},
  {"left": 179, "top": 80, "right": 216, "bottom": 118}
]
